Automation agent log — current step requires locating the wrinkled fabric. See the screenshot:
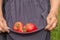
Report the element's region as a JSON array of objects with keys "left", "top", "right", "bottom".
[
  {"left": 0, "top": 0, "right": 50, "bottom": 40},
  {"left": 5, "top": 0, "right": 50, "bottom": 30},
  {"left": 7, "top": 30, "right": 50, "bottom": 40}
]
